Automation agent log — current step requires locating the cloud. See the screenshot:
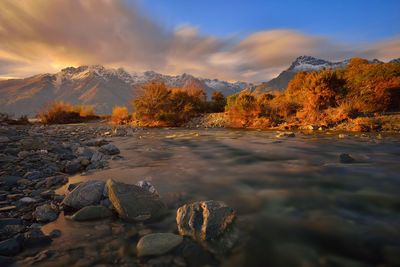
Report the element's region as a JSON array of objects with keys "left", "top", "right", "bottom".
[{"left": 0, "top": 0, "right": 399, "bottom": 82}]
